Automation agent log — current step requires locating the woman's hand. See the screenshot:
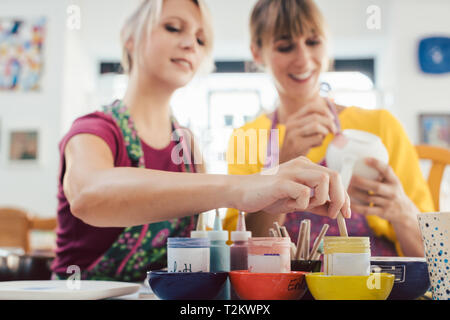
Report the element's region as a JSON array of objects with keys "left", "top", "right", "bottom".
[
  {"left": 234, "top": 156, "right": 351, "bottom": 219},
  {"left": 348, "top": 158, "right": 420, "bottom": 223},
  {"left": 348, "top": 157, "right": 426, "bottom": 256},
  {"left": 279, "top": 97, "right": 337, "bottom": 163}
]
